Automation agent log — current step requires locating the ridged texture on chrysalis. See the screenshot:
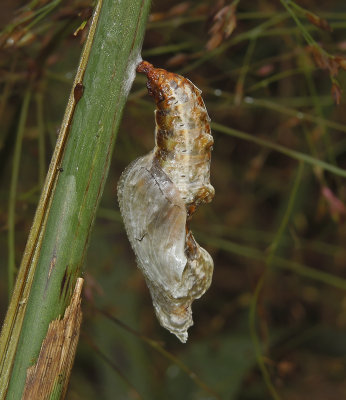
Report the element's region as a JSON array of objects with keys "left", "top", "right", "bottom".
[{"left": 117, "top": 61, "right": 214, "bottom": 342}]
